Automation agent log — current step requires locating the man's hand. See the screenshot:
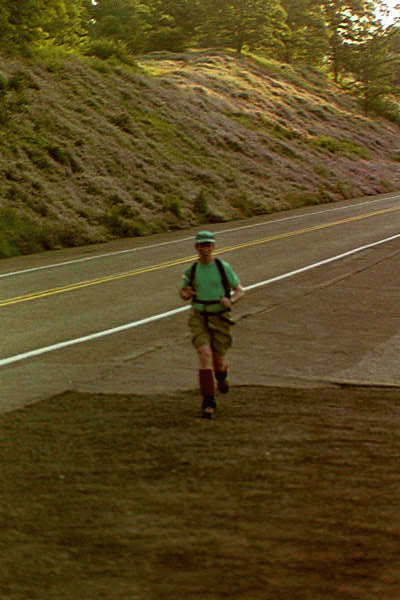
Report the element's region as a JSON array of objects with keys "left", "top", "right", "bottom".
[
  {"left": 221, "top": 285, "right": 245, "bottom": 309},
  {"left": 220, "top": 296, "right": 233, "bottom": 309},
  {"left": 180, "top": 287, "right": 195, "bottom": 301}
]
